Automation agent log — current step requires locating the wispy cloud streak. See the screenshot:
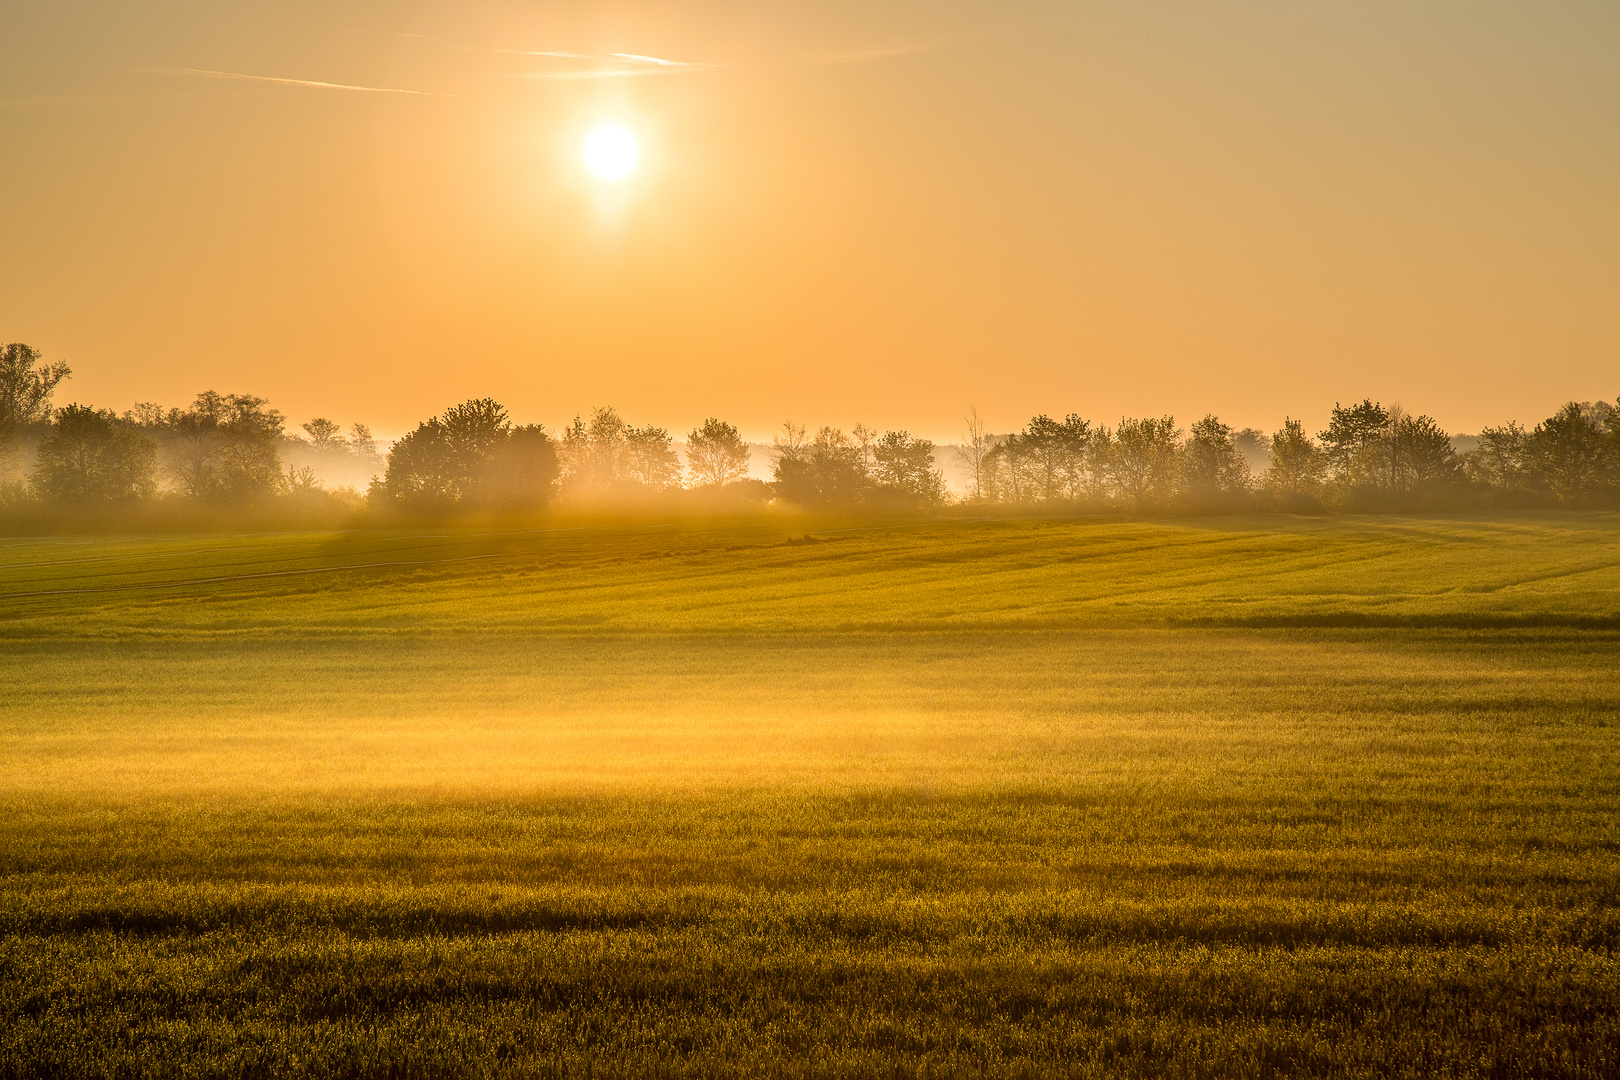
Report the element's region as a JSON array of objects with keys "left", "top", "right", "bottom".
[
  {"left": 140, "top": 66, "right": 451, "bottom": 96},
  {"left": 610, "top": 53, "right": 706, "bottom": 67},
  {"left": 514, "top": 51, "right": 716, "bottom": 80},
  {"left": 492, "top": 49, "right": 591, "bottom": 58}
]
